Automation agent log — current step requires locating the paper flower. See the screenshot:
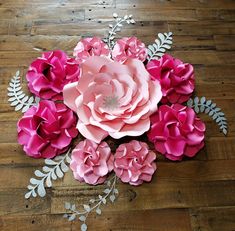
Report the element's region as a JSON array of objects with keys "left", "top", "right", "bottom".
[
  {"left": 73, "top": 37, "right": 110, "bottom": 63},
  {"left": 112, "top": 37, "right": 147, "bottom": 63},
  {"left": 63, "top": 56, "right": 162, "bottom": 143},
  {"left": 146, "top": 54, "right": 195, "bottom": 104},
  {"left": 114, "top": 140, "right": 157, "bottom": 186},
  {"left": 148, "top": 104, "right": 205, "bottom": 161},
  {"left": 70, "top": 139, "right": 114, "bottom": 185},
  {"left": 17, "top": 100, "right": 78, "bottom": 158},
  {"left": 26, "top": 50, "right": 80, "bottom": 101}
]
